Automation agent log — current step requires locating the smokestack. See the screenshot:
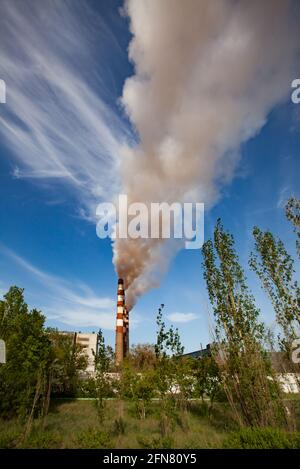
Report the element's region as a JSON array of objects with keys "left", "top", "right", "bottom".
[{"left": 115, "top": 278, "right": 125, "bottom": 365}]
